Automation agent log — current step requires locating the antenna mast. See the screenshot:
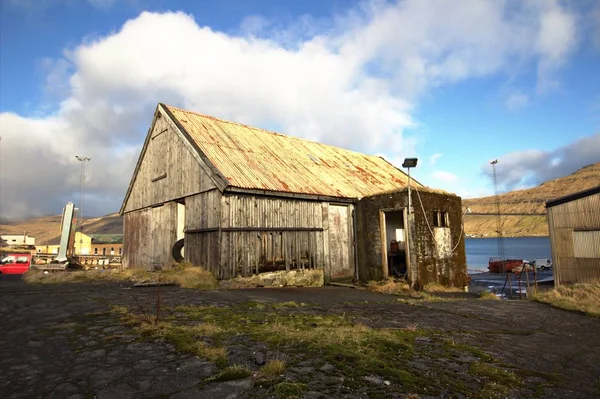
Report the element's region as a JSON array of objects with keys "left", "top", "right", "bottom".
[{"left": 490, "top": 159, "right": 506, "bottom": 272}]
